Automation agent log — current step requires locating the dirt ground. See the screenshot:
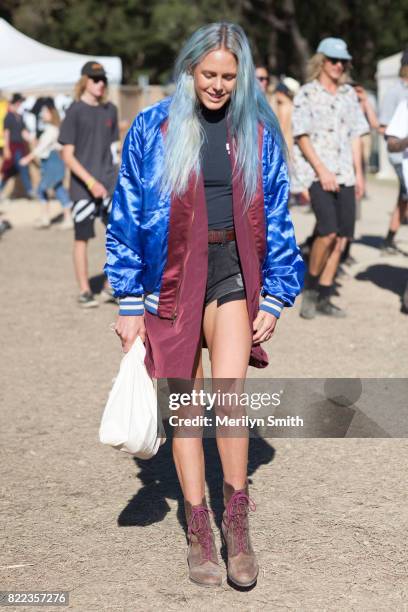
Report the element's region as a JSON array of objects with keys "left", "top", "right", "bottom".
[{"left": 1, "top": 177, "right": 408, "bottom": 611}]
